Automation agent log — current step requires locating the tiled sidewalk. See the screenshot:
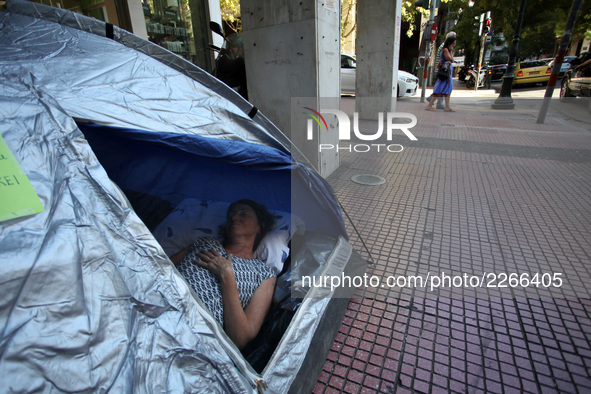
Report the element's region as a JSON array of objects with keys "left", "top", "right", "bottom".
[{"left": 314, "top": 97, "right": 591, "bottom": 393}]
